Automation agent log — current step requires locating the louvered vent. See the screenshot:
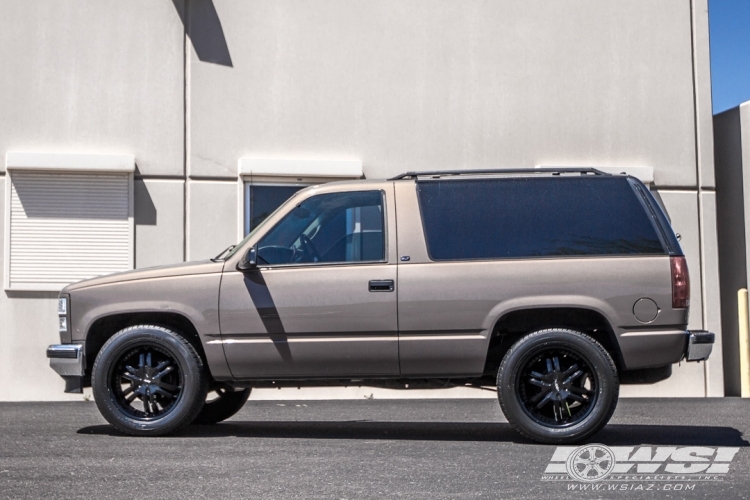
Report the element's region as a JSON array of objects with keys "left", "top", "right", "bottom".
[{"left": 7, "top": 171, "right": 132, "bottom": 290}]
